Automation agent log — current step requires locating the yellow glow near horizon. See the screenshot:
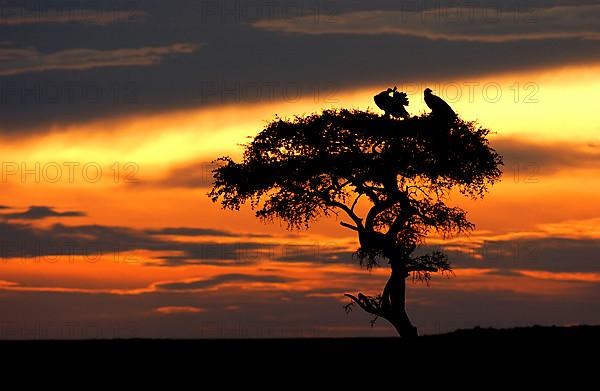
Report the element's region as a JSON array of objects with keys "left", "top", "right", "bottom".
[
  {"left": 341, "top": 63, "right": 600, "bottom": 141},
  {"left": 1, "top": 61, "right": 599, "bottom": 242},
  {"left": 1, "top": 62, "right": 598, "bottom": 184}
]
